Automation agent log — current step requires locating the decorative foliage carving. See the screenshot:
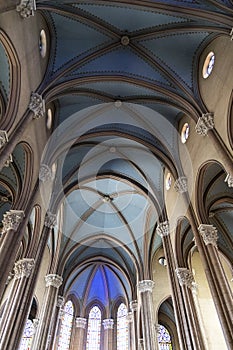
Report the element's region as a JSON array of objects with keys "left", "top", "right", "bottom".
[
  {"left": 14, "top": 258, "right": 35, "bottom": 279},
  {"left": 138, "top": 280, "right": 155, "bottom": 293},
  {"left": 198, "top": 224, "right": 218, "bottom": 247},
  {"left": 45, "top": 274, "right": 63, "bottom": 288},
  {"left": 103, "top": 319, "right": 114, "bottom": 330},
  {"left": 156, "top": 221, "right": 170, "bottom": 237},
  {"left": 176, "top": 268, "right": 194, "bottom": 289},
  {"left": 44, "top": 212, "right": 57, "bottom": 229},
  {"left": 0, "top": 130, "right": 8, "bottom": 149},
  {"left": 76, "top": 317, "right": 87, "bottom": 329},
  {"left": 16, "top": 0, "right": 36, "bottom": 18},
  {"left": 2, "top": 210, "right": 24, "bottom": 232},
  {"left": 174, "top": 176, "right": 188, "bottom": 193},
  {"left": 29, "top": 92, "right": 45, "bottom": 119},
  {"left": 195, "top": 113, "right": 214, "bottom": 136}
]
